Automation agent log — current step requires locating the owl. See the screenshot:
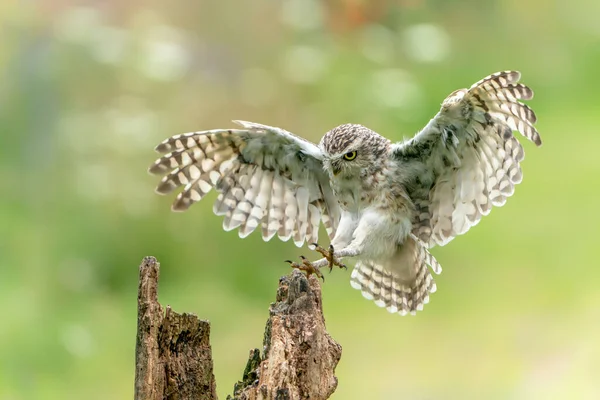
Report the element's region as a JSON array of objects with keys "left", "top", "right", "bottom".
[{"left": 149, "top": 71, "right": 541, "bottom": 315}]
